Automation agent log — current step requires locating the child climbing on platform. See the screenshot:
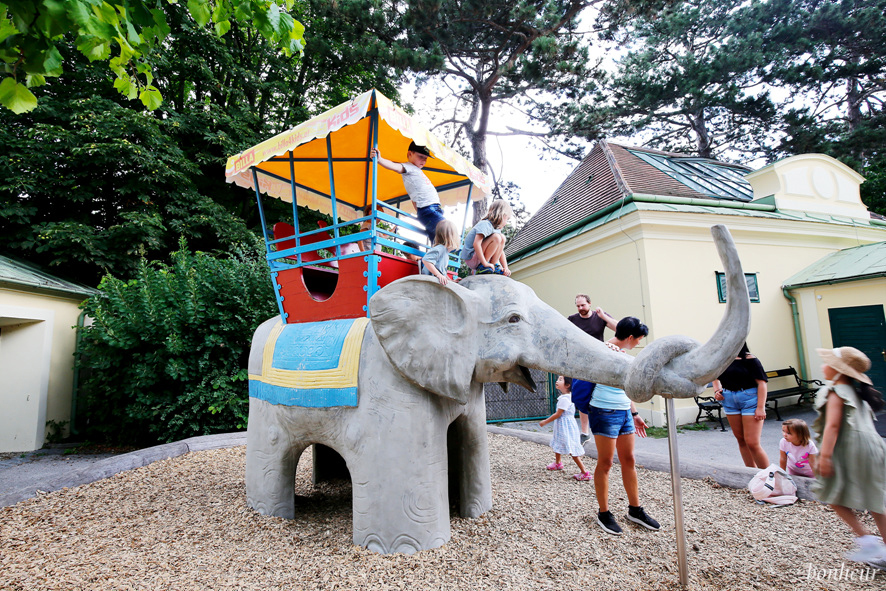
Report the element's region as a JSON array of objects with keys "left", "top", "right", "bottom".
[
  {"left": 779, "top": 418, "right": 818, "bottom": 478},
  {"left": 460, "top": 199, "right": 513, "bottom": 276},
  {"left": 813, "top": 346, "right": 886, "bottom": 569},
  {"left": 421, "top": 220, "right": 460, "bottom": 285},
  {"left": 370, "top": 142, "right": 444, "bottom": 242},
  {"left": 539, "top": 376, "right": 590, "bottom": 481}
]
